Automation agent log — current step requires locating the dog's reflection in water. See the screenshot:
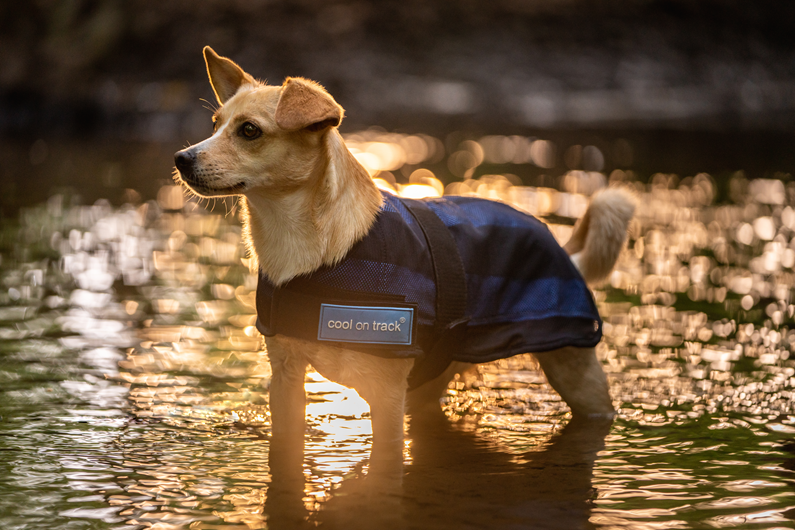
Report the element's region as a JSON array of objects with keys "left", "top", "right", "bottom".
[{"left": 265, "top": 415, "right": 612, "bottom": 530}]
